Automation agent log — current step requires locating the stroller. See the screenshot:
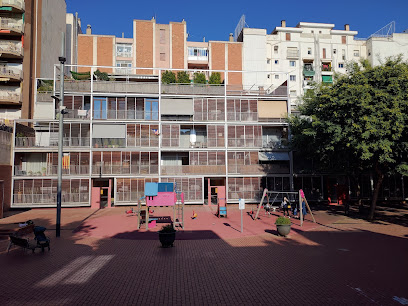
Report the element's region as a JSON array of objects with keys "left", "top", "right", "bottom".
[{"left": 34, "top": 226, "right": 51, "bottom": 252}]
